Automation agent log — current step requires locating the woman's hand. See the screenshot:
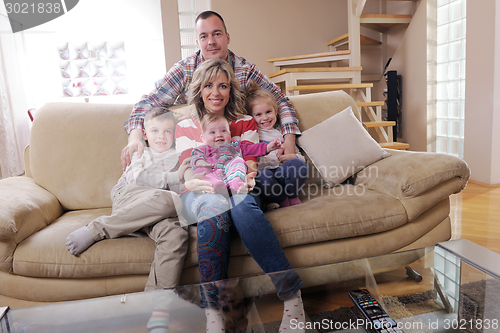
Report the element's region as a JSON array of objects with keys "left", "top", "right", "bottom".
[
  {"left": 185, "top": 172, "right": 215, "bottom": 194},
  {"left": 237, "top": 172, "right": 257, "bottom": 194},
  {"left": 194, "top": 160, "right": 214, "bottom": 169}
]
